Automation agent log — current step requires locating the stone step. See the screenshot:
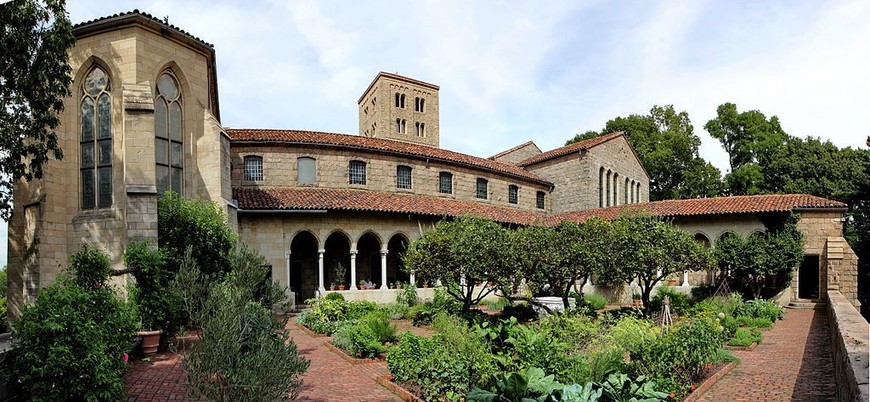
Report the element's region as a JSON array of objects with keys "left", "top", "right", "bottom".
[{"left": 787, "top": 300, "right": 826, "bottom": 309}]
